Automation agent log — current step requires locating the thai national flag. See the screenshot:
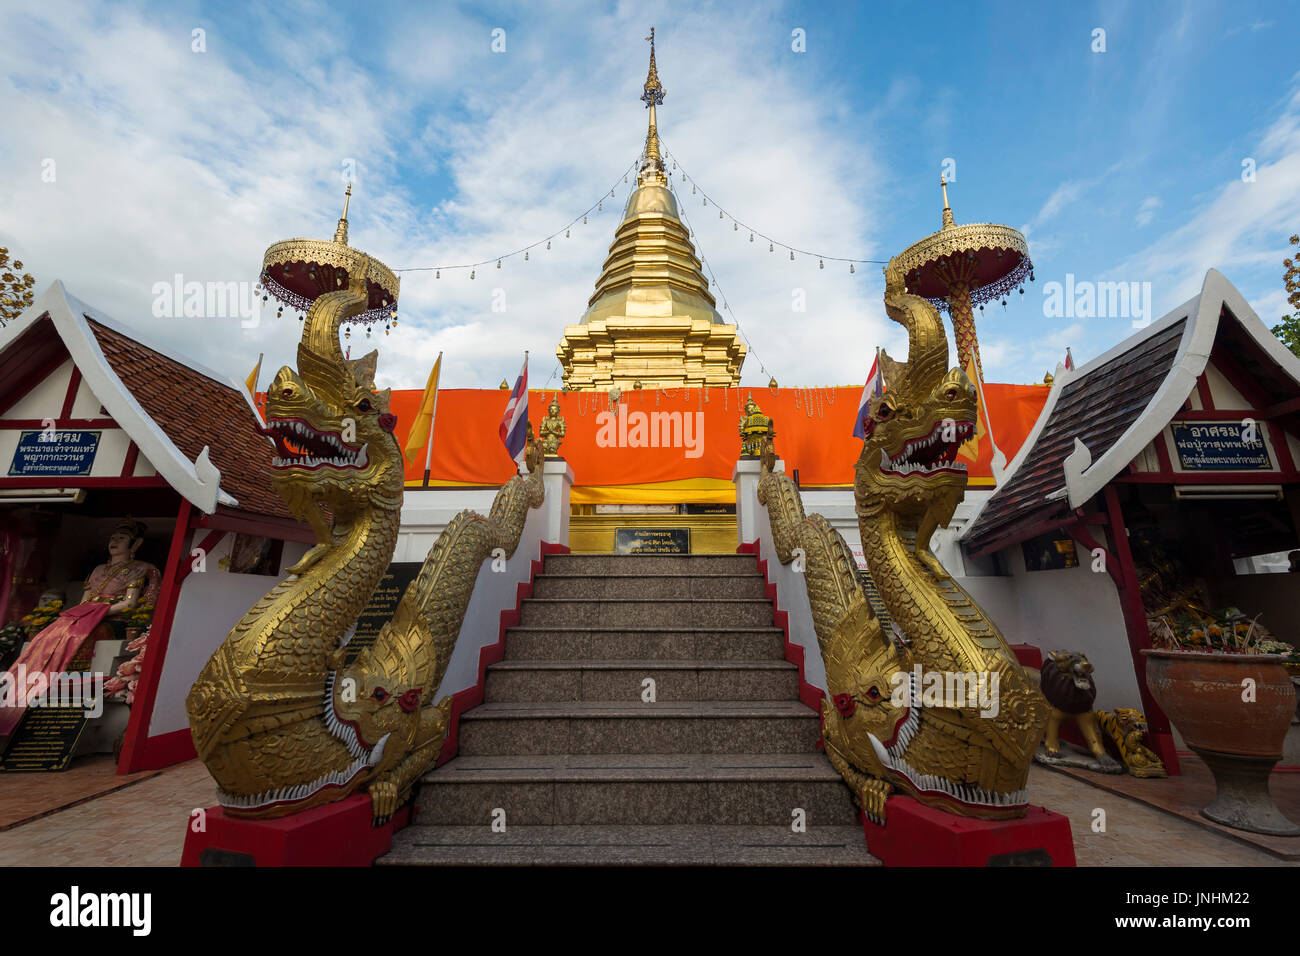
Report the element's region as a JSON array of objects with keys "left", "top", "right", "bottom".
[
  {"left": 853, "top": 349, "right": 884, "bottom": 439},
  {"left": 499, "top": 356, "right": 530, "bottom": 471}
]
